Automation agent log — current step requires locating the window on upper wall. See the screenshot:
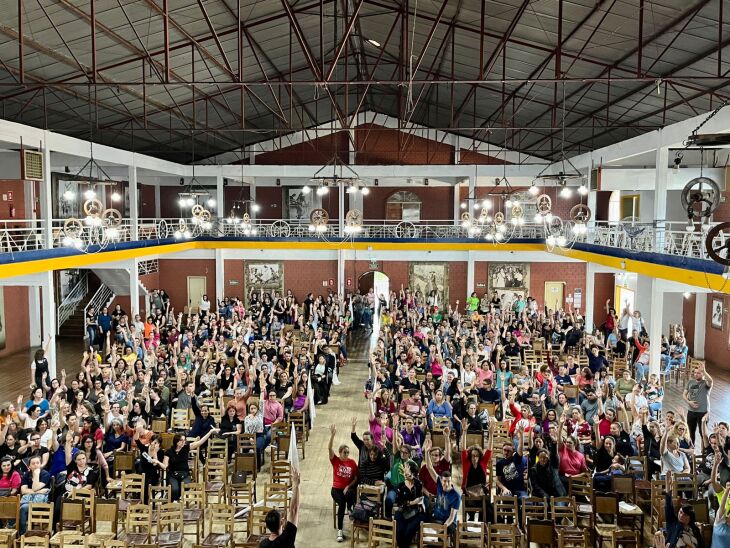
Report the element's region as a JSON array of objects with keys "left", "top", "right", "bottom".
[{"left": 385, "top": 191, "right": 422, "bottom": 222}]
